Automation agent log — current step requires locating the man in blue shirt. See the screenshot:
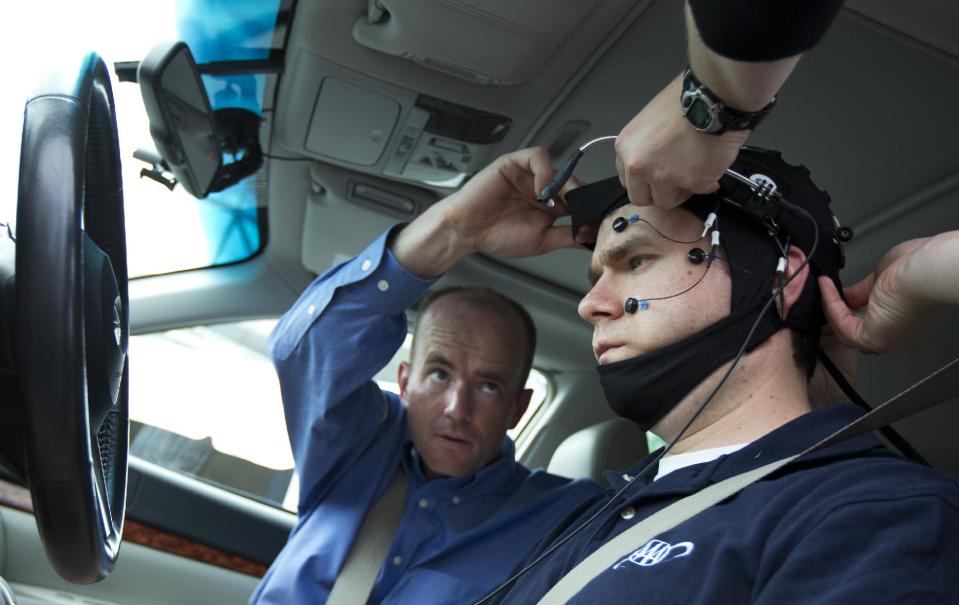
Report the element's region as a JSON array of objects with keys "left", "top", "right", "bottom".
[{"left": 249, "top": 147, "right": 603, "bottom": 604}]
